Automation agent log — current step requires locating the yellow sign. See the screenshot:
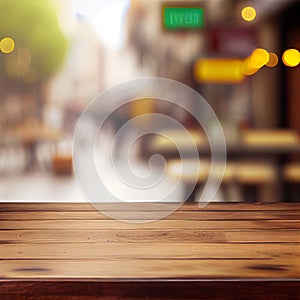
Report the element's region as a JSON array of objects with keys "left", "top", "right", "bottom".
[{"left": 194, "top": 58, "right": 244, "bottom": 84}]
